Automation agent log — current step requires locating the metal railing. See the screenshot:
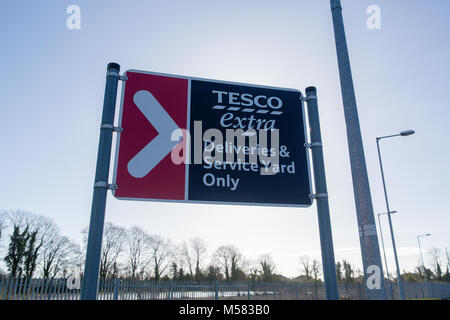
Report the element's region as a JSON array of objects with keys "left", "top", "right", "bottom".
[{"left": 1, "top": 277, "right": 449, "bottom": 300}]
